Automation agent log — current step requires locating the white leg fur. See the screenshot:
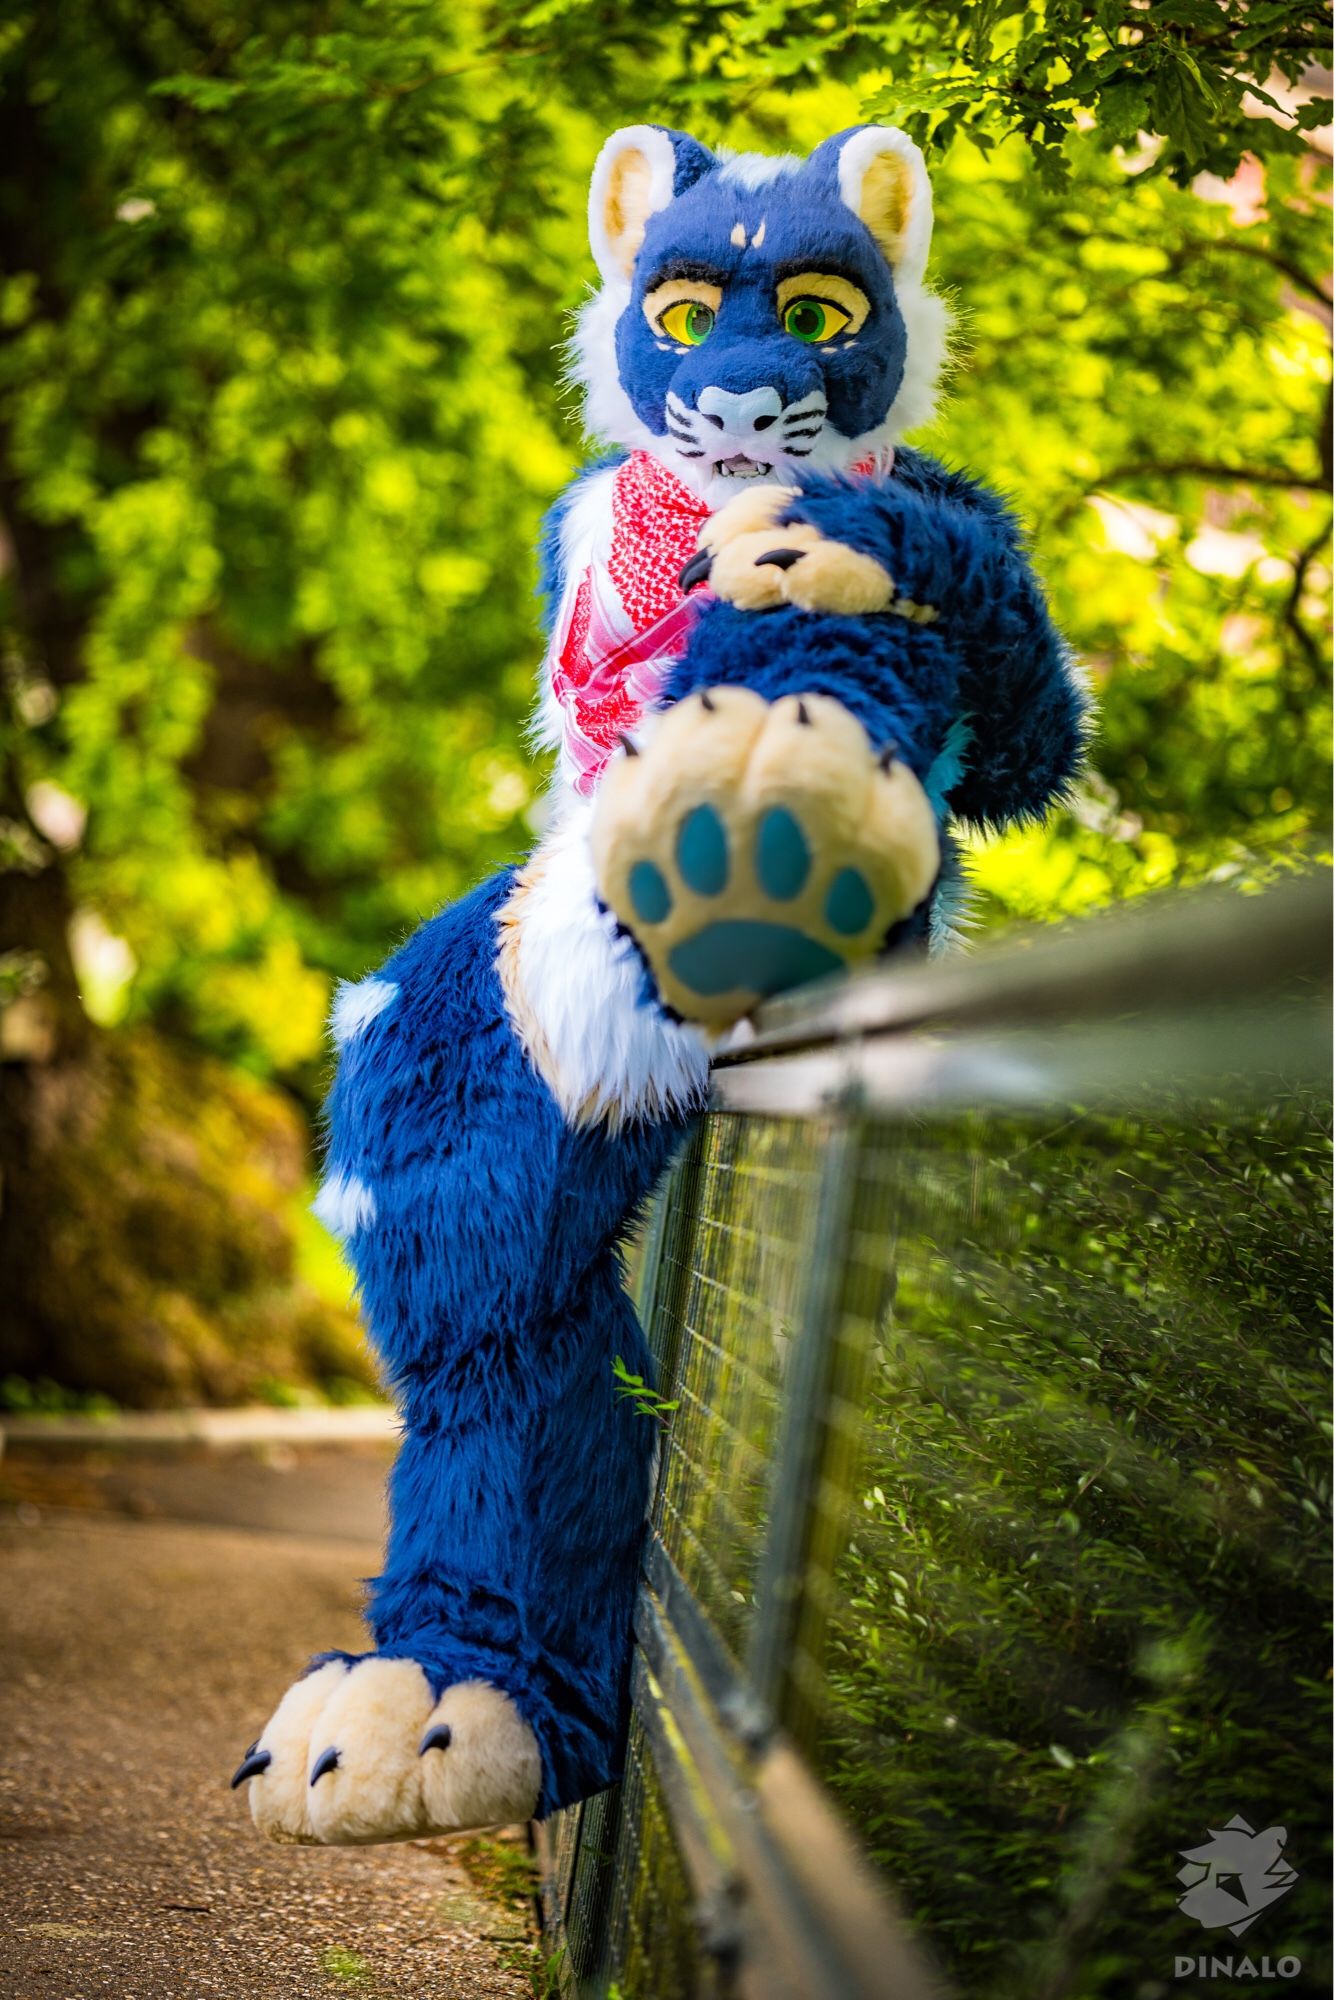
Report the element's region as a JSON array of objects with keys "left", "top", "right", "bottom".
[
  {"left": 496, "top": 790, "right": 712, "bottom": 1129},
  {"left": 240, "top": 1659, "right": 542, "bottom": 1847}
]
